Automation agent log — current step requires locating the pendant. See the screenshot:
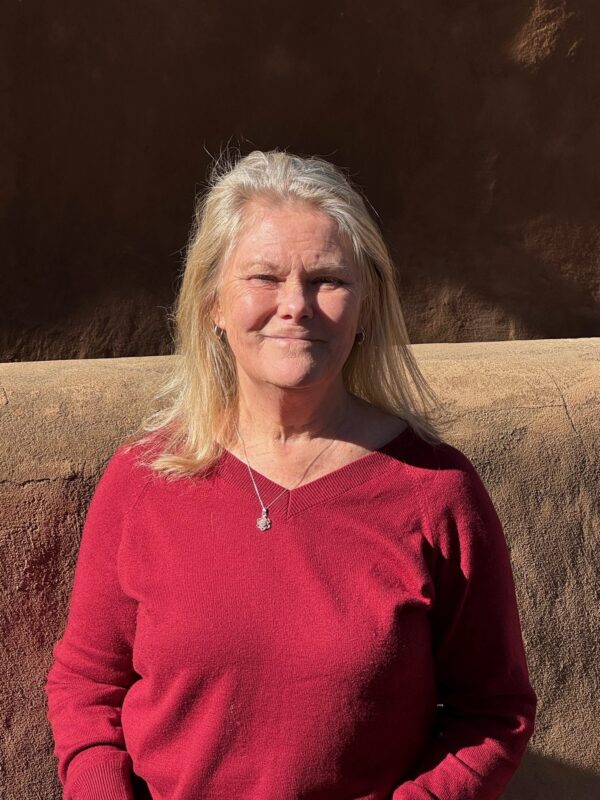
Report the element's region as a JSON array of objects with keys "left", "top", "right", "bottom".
[{"left": 257, "top": 508, "right": 272, "bottom": 531}]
